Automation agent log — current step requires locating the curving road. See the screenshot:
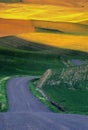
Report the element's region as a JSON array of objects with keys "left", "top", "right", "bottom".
[{"left": 0, "top": 77, "right": 88, "bottom": 130}]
